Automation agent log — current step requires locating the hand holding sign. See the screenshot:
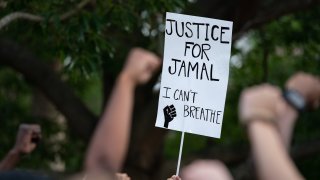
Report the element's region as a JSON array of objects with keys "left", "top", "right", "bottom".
[
  {"left": 167, "top": 175, "right": 181, "bottom": 180},
  {"left": 163, "top": 105, "right": 177, "bottom": 128}
]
